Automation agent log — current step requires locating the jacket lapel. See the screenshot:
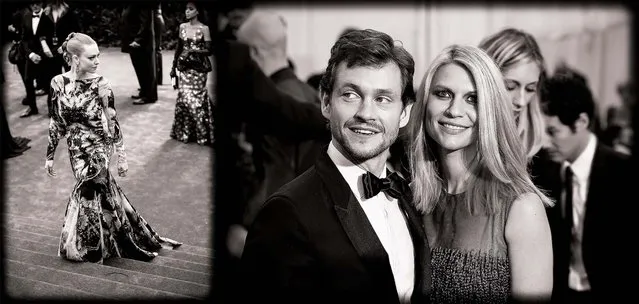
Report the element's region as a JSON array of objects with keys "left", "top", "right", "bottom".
[
  {"left": 315, "top": 149, "right": 398, "bottom": 298},
  {"left": 397, "top": 193, "right": 432, "bottom": 300},
  {"left": 25, "top": 13, "right": 34, "bottom": 36}
]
